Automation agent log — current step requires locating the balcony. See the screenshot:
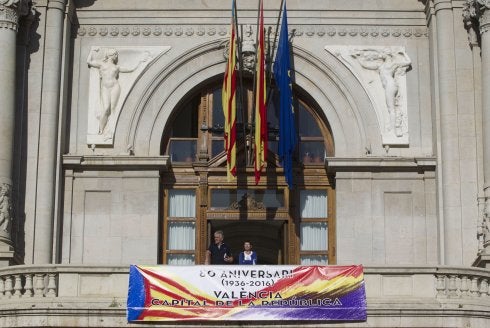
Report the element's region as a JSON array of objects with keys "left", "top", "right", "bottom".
[{"left": 0, "top": 265, "right": 489, "bottom": 327}]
